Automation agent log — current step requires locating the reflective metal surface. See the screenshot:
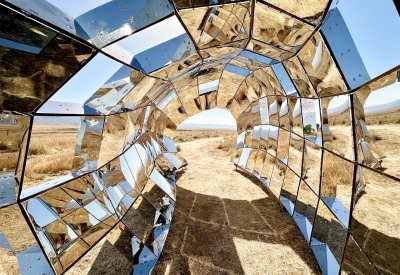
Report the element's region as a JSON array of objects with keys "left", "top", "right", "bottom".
[{"left": 0, "top": 1, "right": 398, "bottom": 274}]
